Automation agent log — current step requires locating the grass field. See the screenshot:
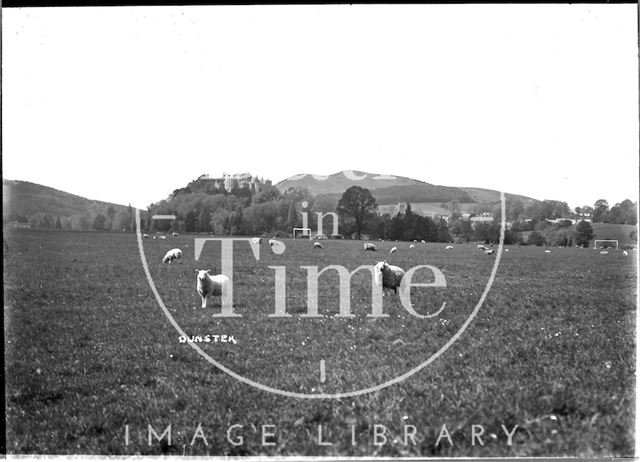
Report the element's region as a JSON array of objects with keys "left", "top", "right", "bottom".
[{"left": 4, "top": 229, "right": 637, "bottom": 456}]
